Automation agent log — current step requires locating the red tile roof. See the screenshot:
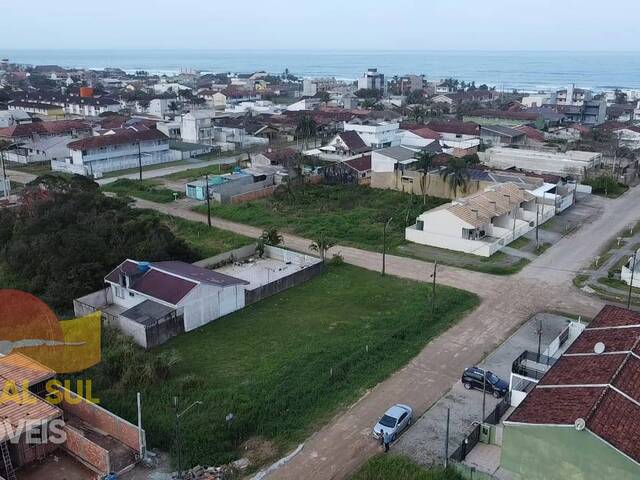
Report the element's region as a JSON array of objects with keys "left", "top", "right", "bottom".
[
  {"left": 0, "top": 119, "right": 91, "bottom": 139},
  {"left": 507, "top": 305, "right": 640, "bottom": 463},
  {"left": 588, "top": 389, "right": 640, "bottom": 462},
  {"left": 408, "top": 127, "right": 441, "bottom": 140},
  {"left": 515, "top": 125, "right": 545, "bottom": 142},
  {"left": 426, "top": 120, "right": 480, "bottom": 136},
  {"left": 589, "top": 305, "right": 640, "bottom": 328},
  {"left": 343, "top": 155, "right": 372, "bottom": 172},
  {"left": 565, "top": 327, "right": 640, "bottom": 355},
  {"left": 338, "top": 131, "right": 369, "bottom": 153},
  {"left": 508, "top": 387, "right": 604, "bottom": 425},
  {"left": 67, "top": 128, "right": 168, "bottom": 151},
  {"left": 539, "top": 354, "right": 627, "bottom": 387}
]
